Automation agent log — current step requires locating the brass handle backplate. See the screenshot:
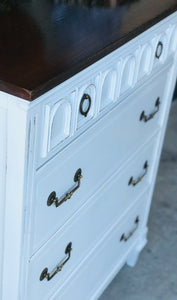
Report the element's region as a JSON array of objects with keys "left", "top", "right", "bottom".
[
  {"left": 140, "top": 97, "right": 160, "bottom": 122},
  {"left": 129, "top": 161, "right": 148, "bottom": 186},
  {"left": 40, "top": 242, "right": 72, "bottom": 281},
  {"left": 47, "top": 168, "right": 82, "bottom": 207},
  {"left": 120, "top": 217, "right": 139, "bottom": 242}
]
